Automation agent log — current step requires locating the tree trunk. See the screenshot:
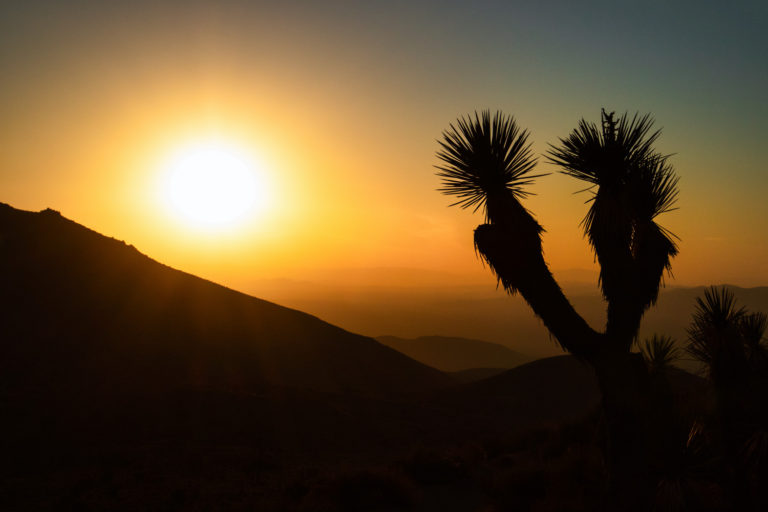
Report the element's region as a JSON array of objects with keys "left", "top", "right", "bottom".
[
  {"left": 590, "top": 349, "right": 654, "bottom": 511},
  {"left": 474, "top": 222, "right": 657, "bottom": 508}
]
